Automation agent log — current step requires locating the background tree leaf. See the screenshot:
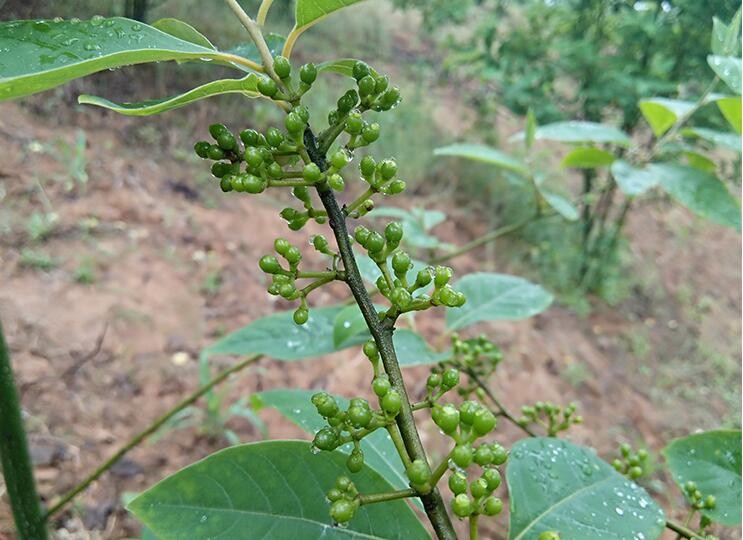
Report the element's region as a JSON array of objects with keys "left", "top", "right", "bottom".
[
  {"left": 319, "top": 59, "right": 378, "bottom": 78},
  {"left": 539, "top": 189, "right": 579, "bottom": 221},
  {"left": 715, "top": 96, "right": 742, "bottom": 133},
  {"left": 446, "top": 273, "right": 553, "bottom": 330},
  {"left": 393, "top": 330, "right": 450, "bottom": 366},
  {"left": 708, "top": 55, "right": 742, "bottom": 94},
  {"left": 639, "top": 99, "right": 696, "bottom": 137},
  {"left": 663, "top": 430, "right": 742, "bottom": 526},
  {"left": 226, "top": 34, "right": 286, "bottom": 65},
  {"left": 516, "top": 121, "right": 631, "bottom": 146},
  {"left": 332, "top": 303, "right": 383, "bottom": 348},
  {"left": 434, "top": 143, "right": 529, "bottom": 174},
  {"left": 683, "top": 127, "right": 742, "bottom": 152},
  {"left": 560, "top": 147, "right": 616, "bottom": 168},
  {"left": 507, "top": 438, "right": 666, "bottom": 540},
  {"left": 128, "top": 440, "right": 428, "bottom": 539},
  {"left": 610, "top": 160, "right": 659, "bottom": 196}
]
